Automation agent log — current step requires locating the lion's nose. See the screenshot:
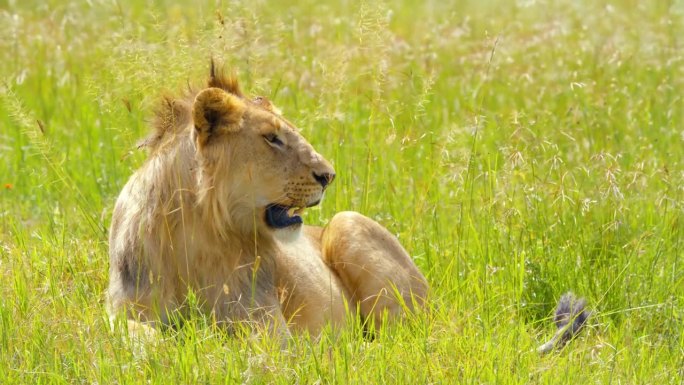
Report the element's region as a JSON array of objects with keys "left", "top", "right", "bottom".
[{"left": 313, "top": 172, "right": 335, "bottom": 189}]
